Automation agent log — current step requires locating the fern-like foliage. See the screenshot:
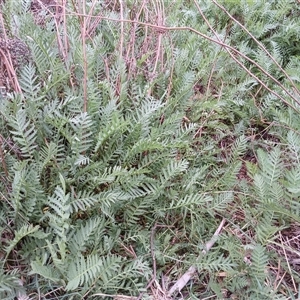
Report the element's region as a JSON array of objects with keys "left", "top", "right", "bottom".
[
  {"left": 66, "top": 254, "right": 122, "bottom": 291},
  {"left": 9, "top": 109, "right": 37, "bottom": 159},
  {"left": 1, "top": 0, "right": 300, "bottom": 299}
]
